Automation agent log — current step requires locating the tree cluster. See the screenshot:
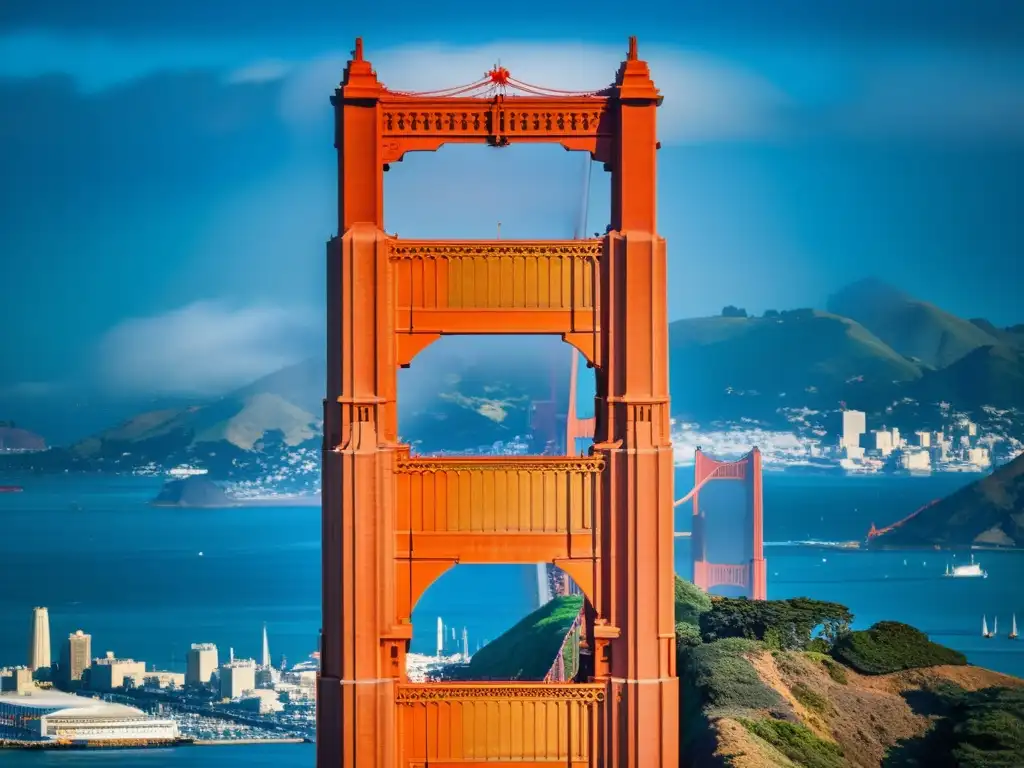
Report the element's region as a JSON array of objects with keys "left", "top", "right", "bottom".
[{"left": 698, "top": 596, "right": 853, "bottom": 650}]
